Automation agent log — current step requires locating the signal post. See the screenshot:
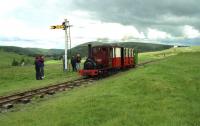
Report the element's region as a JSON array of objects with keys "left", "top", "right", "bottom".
[{"left": 50, "top": 19, "right": 72, "bottom": 71}]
